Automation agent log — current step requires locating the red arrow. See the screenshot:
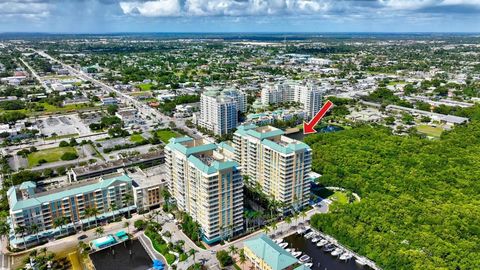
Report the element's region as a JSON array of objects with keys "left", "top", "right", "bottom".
[{"left": 303, "top": 100, "right": 334, "bottom": 134}]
